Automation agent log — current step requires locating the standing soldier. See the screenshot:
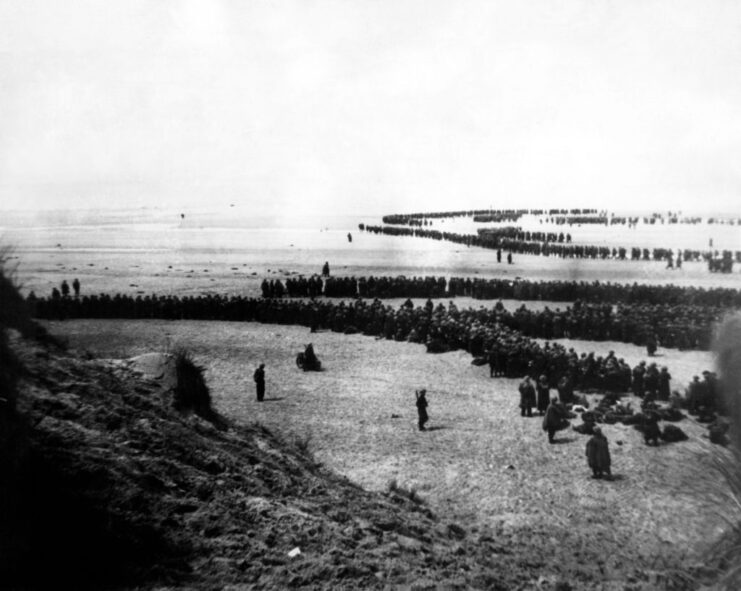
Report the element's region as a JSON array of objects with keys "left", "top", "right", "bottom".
[
  {"left": 646, "top": 331, "right": 658, "bottom": 357},
  {"left": 415, "top": 389, "right": 429, "bottom": 431},
  {"left": 519, "top": 376, "right": 536, "bottom": 417},
  {"left": 632, "top": 361, "right": 646, "bottom": 397},
  {"left": 61, "top": 279, "right": 70, "bottom": 297},
  {"left": 72, "top": 278, "right": 81, "bottom": 297},
  {"left": 536, "top": 374, "right": 550, "bottom": 415},
  {"left": 322, "top": 261, "right": 330, "bottom": 277},
  {"left": 644, "top": 363, "right": 659, "bottom": 401},
  {"left": 658, "top": 366, "right": 672, "bottom": 401},
  {"left": 586, "top": 427, "right": 612, "bottom": 479},
  {"left": 253, "top": 363, "right": 266, "bottom": 402}
]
